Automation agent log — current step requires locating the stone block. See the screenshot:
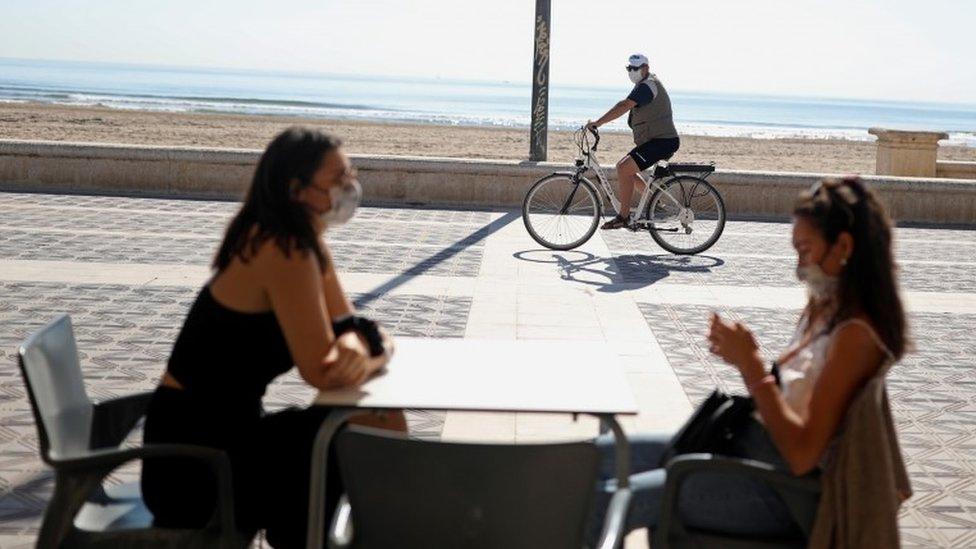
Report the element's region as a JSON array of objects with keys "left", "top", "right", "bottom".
[{"left": 869, "top": 128, "right": 947, "bottom": 177}]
